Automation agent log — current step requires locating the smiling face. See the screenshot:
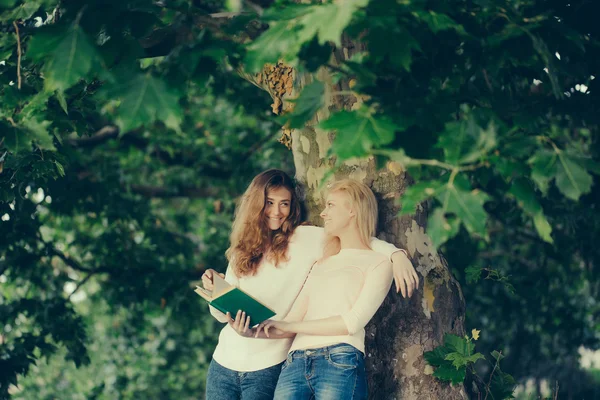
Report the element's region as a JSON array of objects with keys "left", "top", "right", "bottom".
[
  {"left": 320, "top": 190, "right": 355, "bottom": 237},
  {"left": 264, "top": 186, "right": 292, "bottom": 230}
]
